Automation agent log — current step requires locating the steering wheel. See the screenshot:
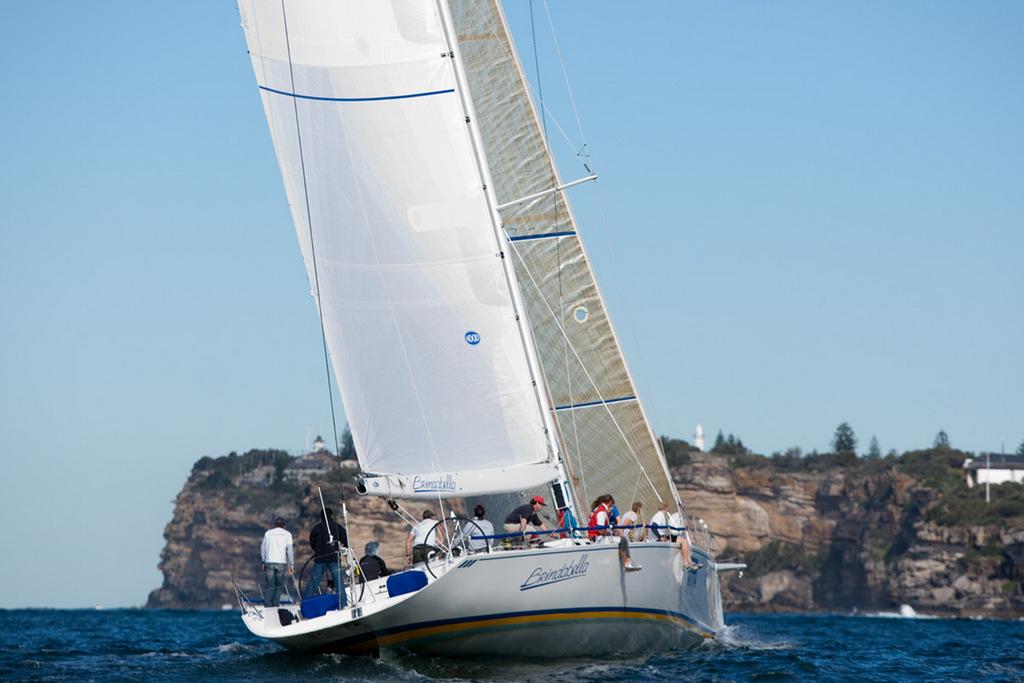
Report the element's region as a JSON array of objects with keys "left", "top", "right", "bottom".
[
  {"left": 420, "top": 516, "right": 490, "bottom": 578},
  {"left": 296, "top": 551, "right": 365, "bottom": 607}
]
